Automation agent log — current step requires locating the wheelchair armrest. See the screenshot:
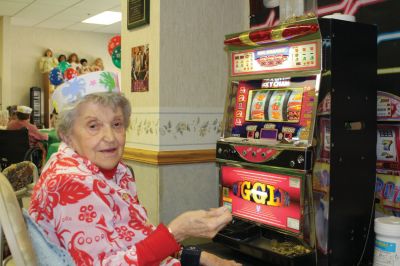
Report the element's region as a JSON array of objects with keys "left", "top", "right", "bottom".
[{"left": 23, "top": 147, "right": 42, "bottom": 161}]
